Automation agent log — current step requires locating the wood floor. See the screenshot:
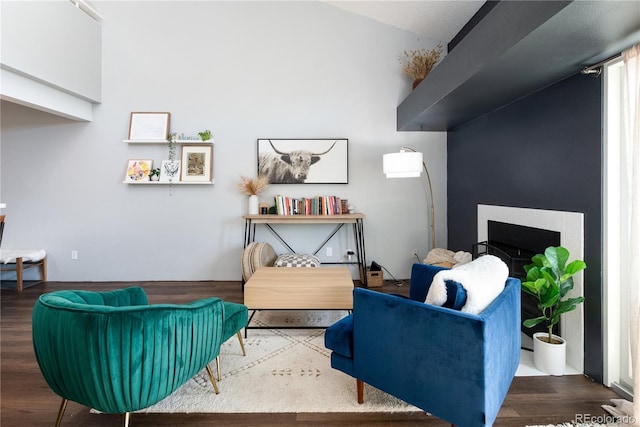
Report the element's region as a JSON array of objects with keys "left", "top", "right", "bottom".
[{"left": 1, "top": 280, "right": 620, "bottom": 426}]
